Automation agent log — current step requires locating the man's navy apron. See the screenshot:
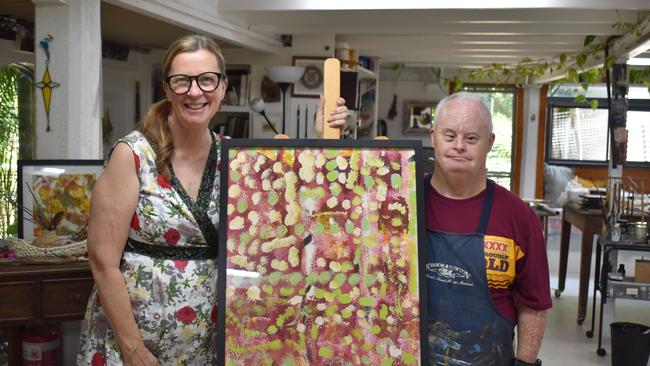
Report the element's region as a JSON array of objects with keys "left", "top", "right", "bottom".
[{"left": 425, "top": 178, "right": 515, "bottom": 366}]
